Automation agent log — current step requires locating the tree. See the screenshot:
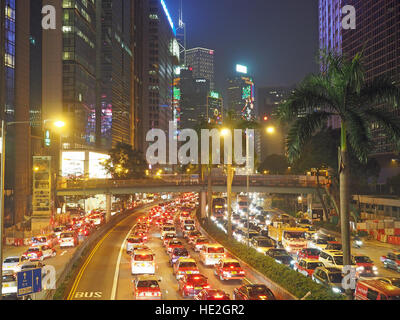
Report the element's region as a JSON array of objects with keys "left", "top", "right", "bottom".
[
  {"left": 102, "top": 142, "right": 147, "bottom": 180},
  {"left": 279, "top": 51, "right": 400, "bottom": 299},
  {"left": 259, "top": 154, "right": 289, "bottom": 175}
]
